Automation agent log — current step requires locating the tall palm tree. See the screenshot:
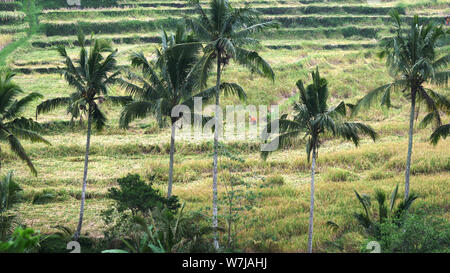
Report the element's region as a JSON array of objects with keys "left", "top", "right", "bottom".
[
  {"left": 0, "top": 71, "right": 49, "bottom": 175},
  {"left": 120, "top": 25, "right": 244, "bottom": 198},
  {"left": 36, "top": 32, "right": 129, "bottom": 241},
  {"left": 262, "top": 68, "right": 378, "bottom": 253},
  {"left": 187, "top": 0, "right": 277, "bottom": 249},
  {"left": 353, "top": 10, "right": 449, "bottom": 200}
]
